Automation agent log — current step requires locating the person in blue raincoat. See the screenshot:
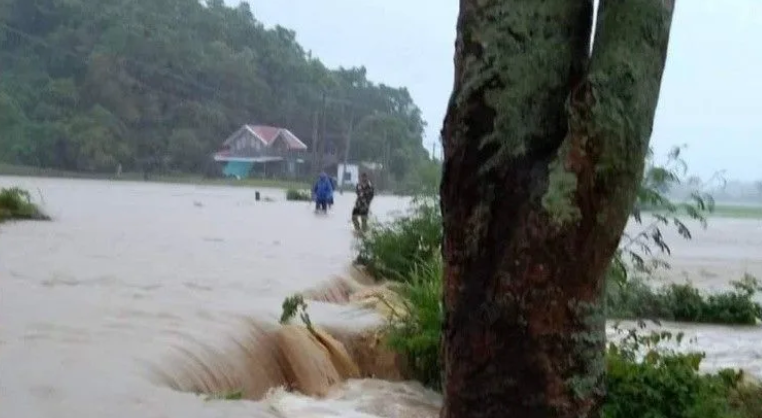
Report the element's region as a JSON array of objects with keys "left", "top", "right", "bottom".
[{"left": 312, "top": 172, "right": 334, "bottom": 213}]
